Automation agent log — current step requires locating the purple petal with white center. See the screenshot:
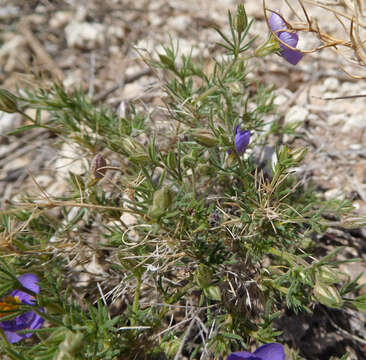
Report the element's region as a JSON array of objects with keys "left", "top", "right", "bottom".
[{"left": 253, "top": 343, "right": 285, "bottom": 360}]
